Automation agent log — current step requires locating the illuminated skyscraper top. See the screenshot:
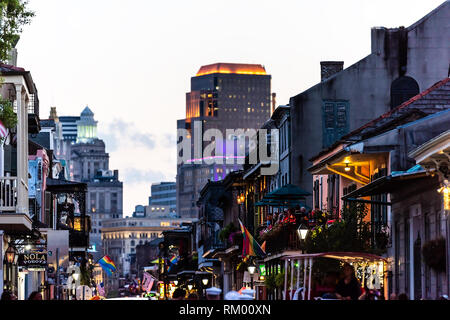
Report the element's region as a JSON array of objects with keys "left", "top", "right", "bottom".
[{"left": 76, "top": 106, "right": 98, "bottom": 143}]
